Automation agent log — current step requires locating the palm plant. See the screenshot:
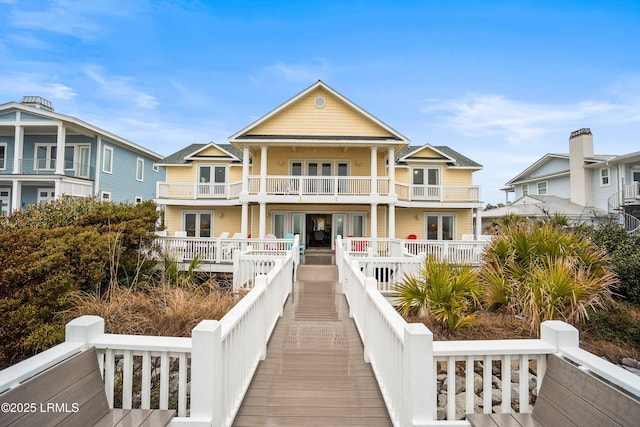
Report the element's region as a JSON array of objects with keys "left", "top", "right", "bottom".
[
  {"left": 479, "top": 221, "right": 616, "bottom": 332},
  {"left": 394, "top": 256, "right": 480, "bottom": 330}
]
